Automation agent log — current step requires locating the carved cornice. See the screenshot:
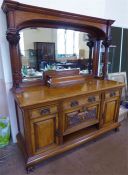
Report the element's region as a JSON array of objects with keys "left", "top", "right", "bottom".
[
  {"left": 2, "top": 0, "right": 114, "bottom": 40},
  {"left": 6, "top": 29, "right": 20, "bottom": 45},
  {"left": 2, "top": 0, "right": 20, "bottom": 12},
  {"left": 2, "top": 0, "right": 114, "bottom": 25}
]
